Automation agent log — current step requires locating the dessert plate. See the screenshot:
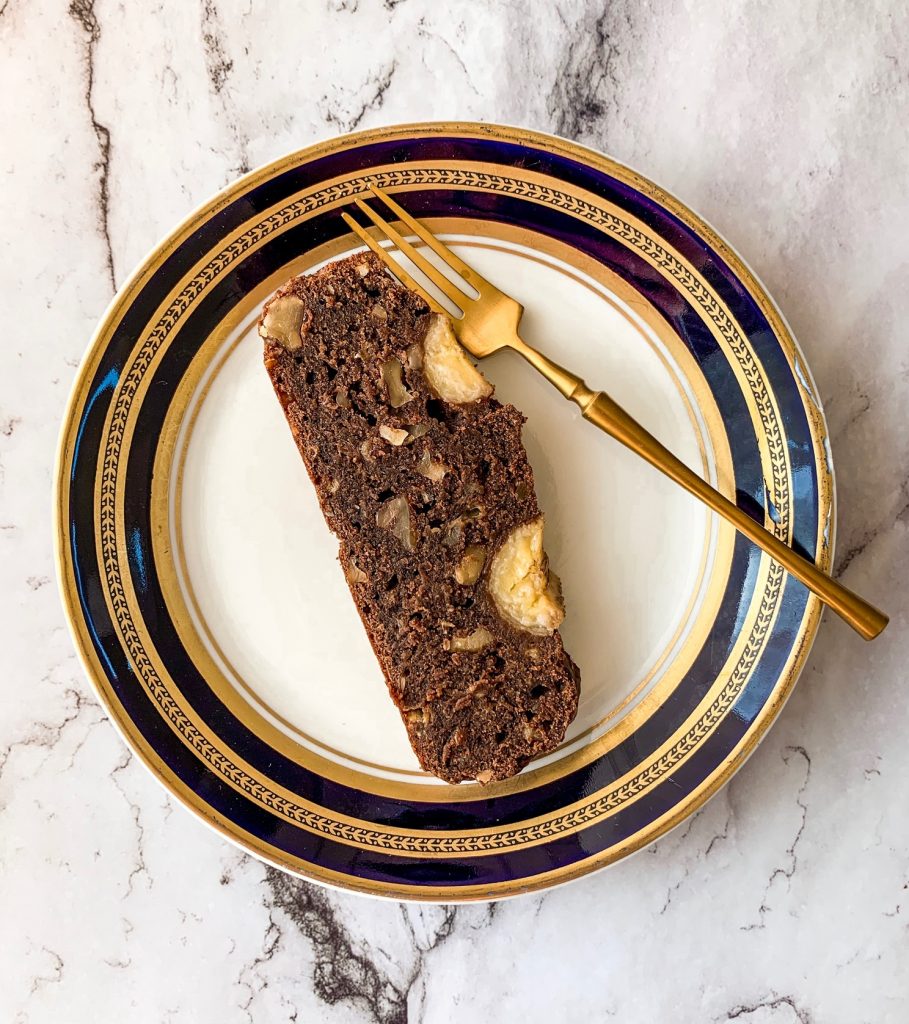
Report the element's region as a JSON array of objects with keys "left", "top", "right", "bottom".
[{"left": 55, "top": 123, "right": 832, "bottom": 900}]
